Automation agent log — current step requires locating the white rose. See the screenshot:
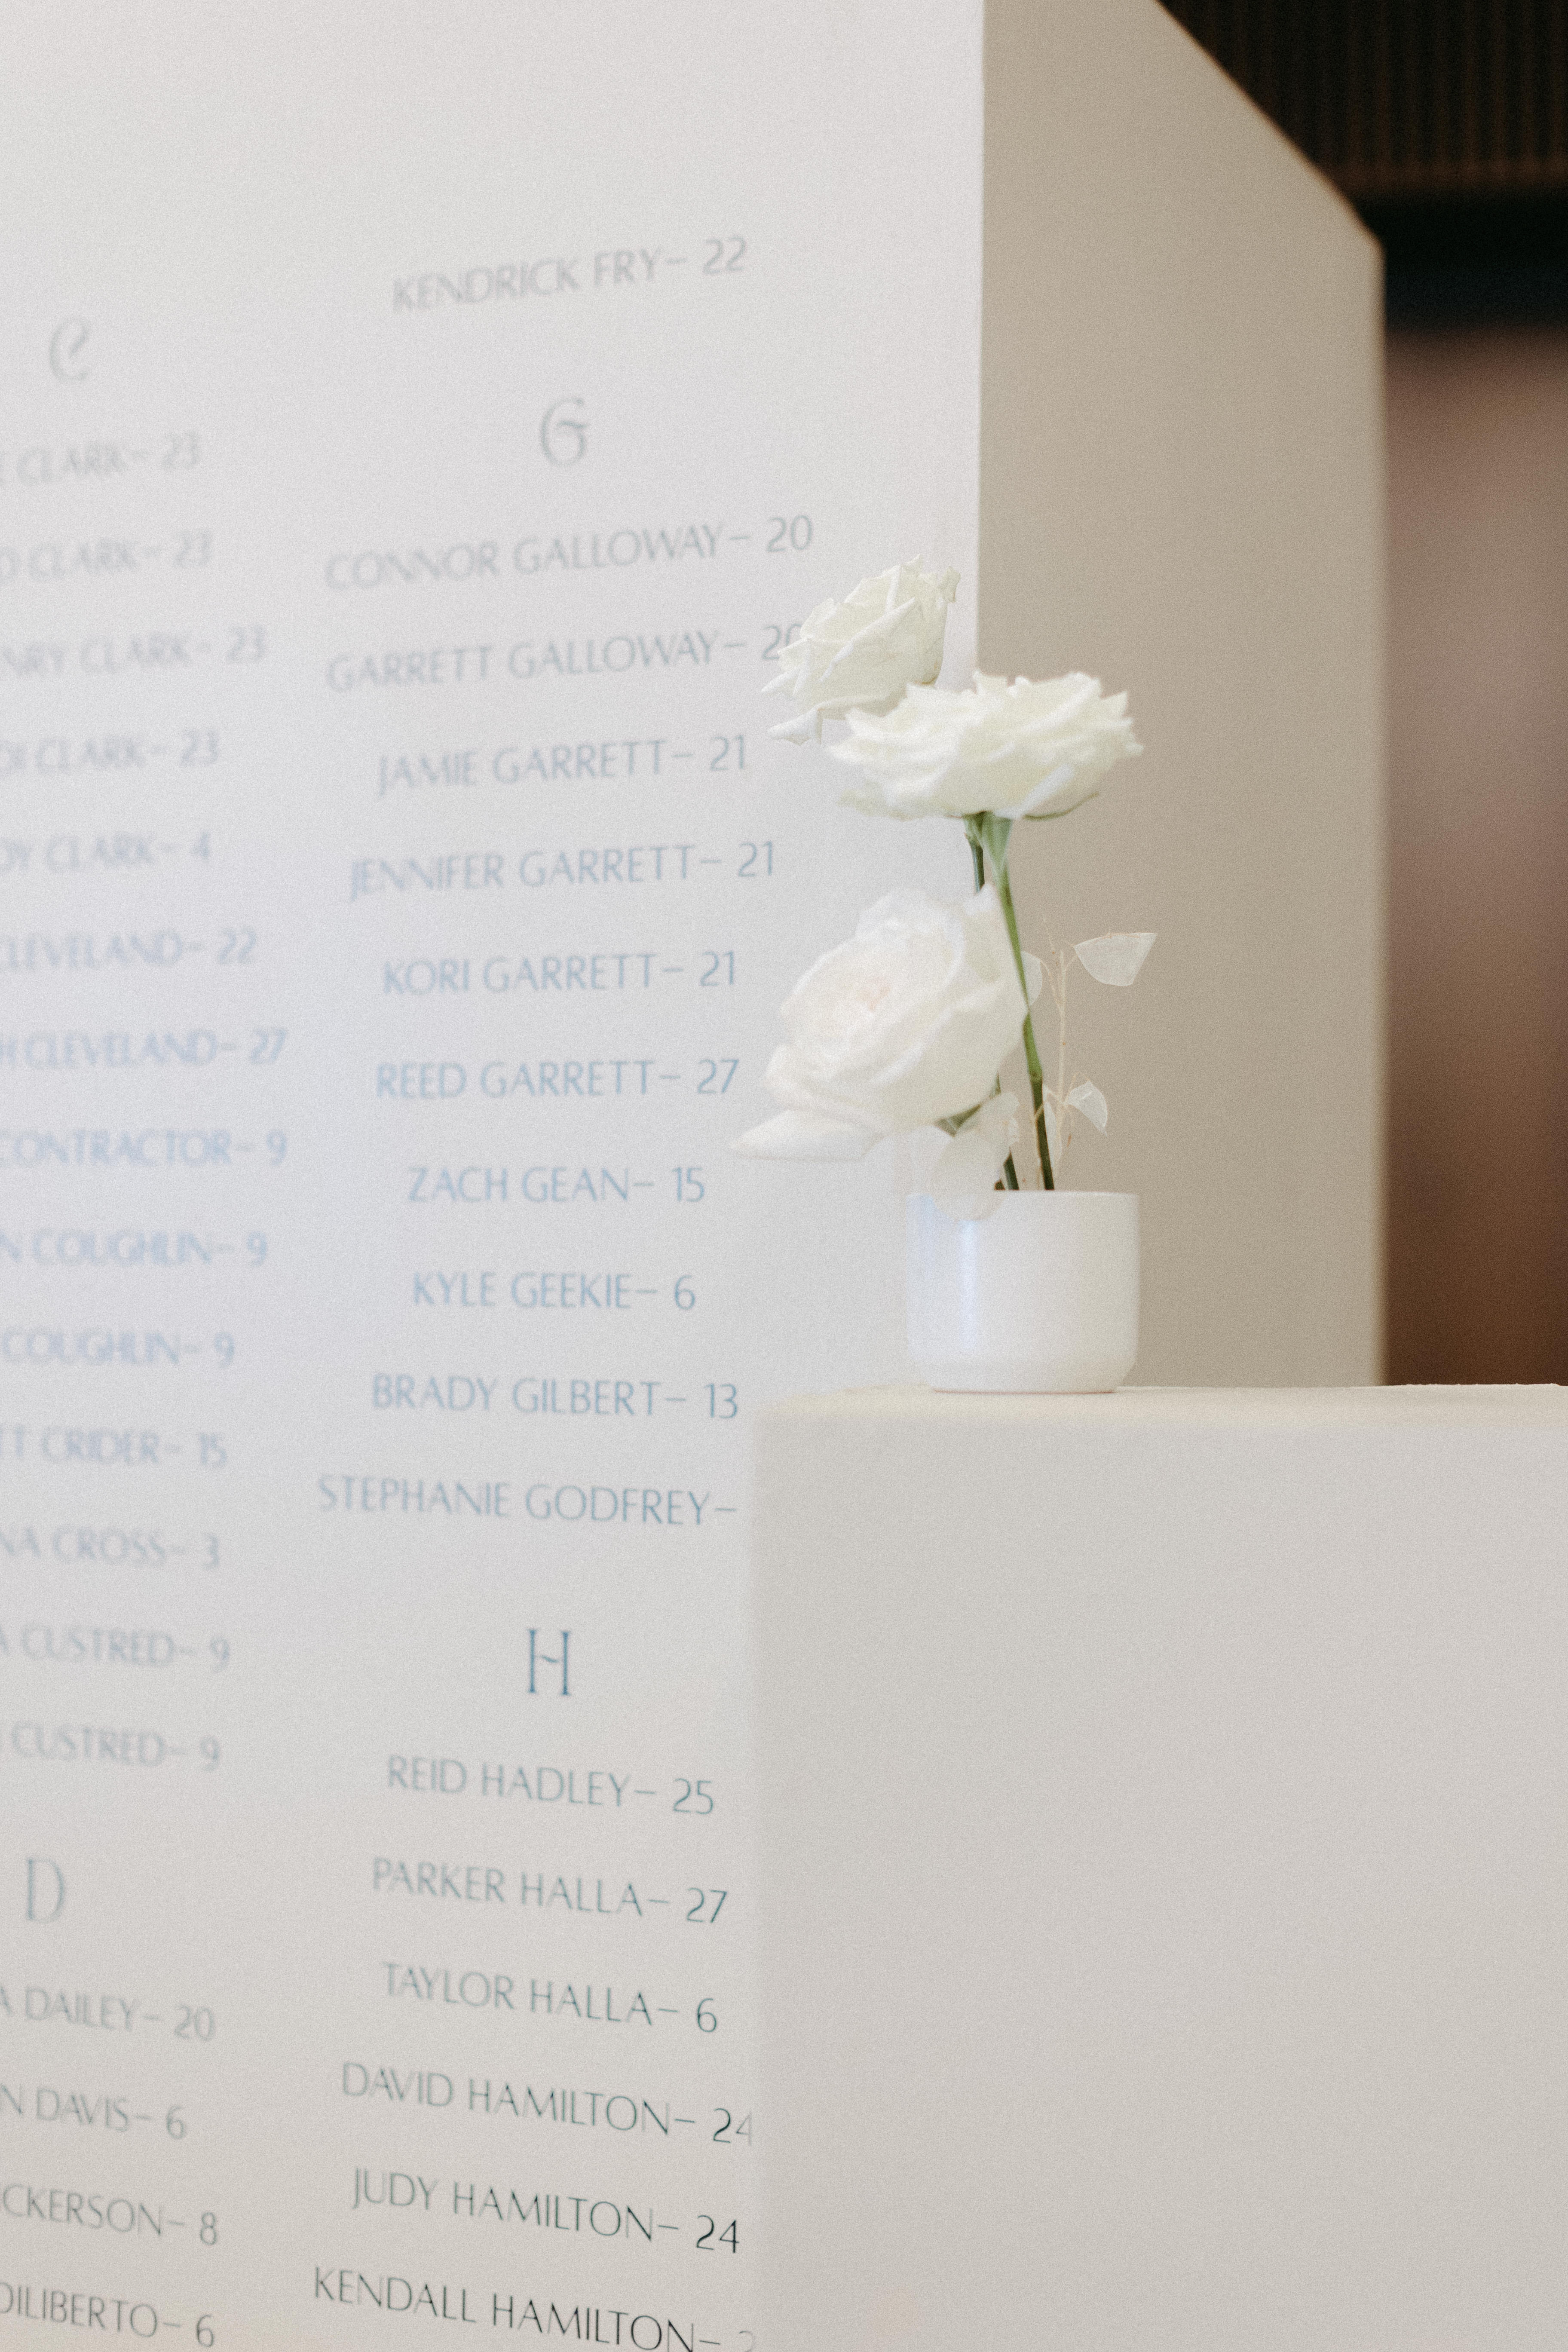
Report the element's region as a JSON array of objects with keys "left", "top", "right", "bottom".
[
  {"left": 763, "top": 560, "right": 959, "bottom": 744},
  {"left": 732, "top": 885, "right": 1040, "bottom": 1161},
  {"left": 830, "top": 668, "right": 1141, "bottom": 819}
]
